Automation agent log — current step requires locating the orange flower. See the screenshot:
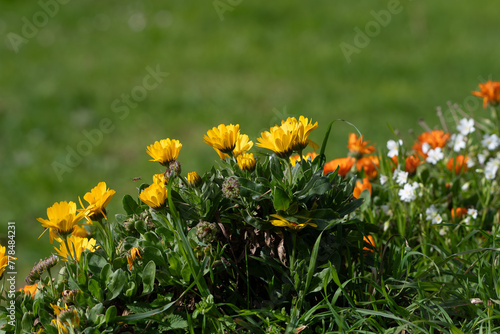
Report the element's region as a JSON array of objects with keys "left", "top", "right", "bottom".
[
  {"left": 353, "top": 177, "right": 372, "bottom": 199},
  {"left": 324, "top": 157, "right": 355, "bottom": 177},
  {"left": 347, "top": 133, "right": 375, "bottom": 156},
  {"left": 405, "top": 155, "right": 421, "bottom": 174},
  {"left": 356, "top": 156, "right": 379, "bottom": 179},
  {"left": 451, "top": 207, "right": 468, "bottom": 220},
  {"left": 127, "top": 247, "right": 142, "bottom": 270},
  {"left": 412, "top": 130, "right": 450, "bottom": 158},
  {"left": 472, "top": 80, "right": 500, "bottom": 108},
  {"left": 20, "top": 283, "right": 39, "bottom": 299},
  {"left": 363, "top": 235, "right": 375, "bottom": 253},
  {"left": 447, "top": 155, "right": 469, "bottom": 174}
]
